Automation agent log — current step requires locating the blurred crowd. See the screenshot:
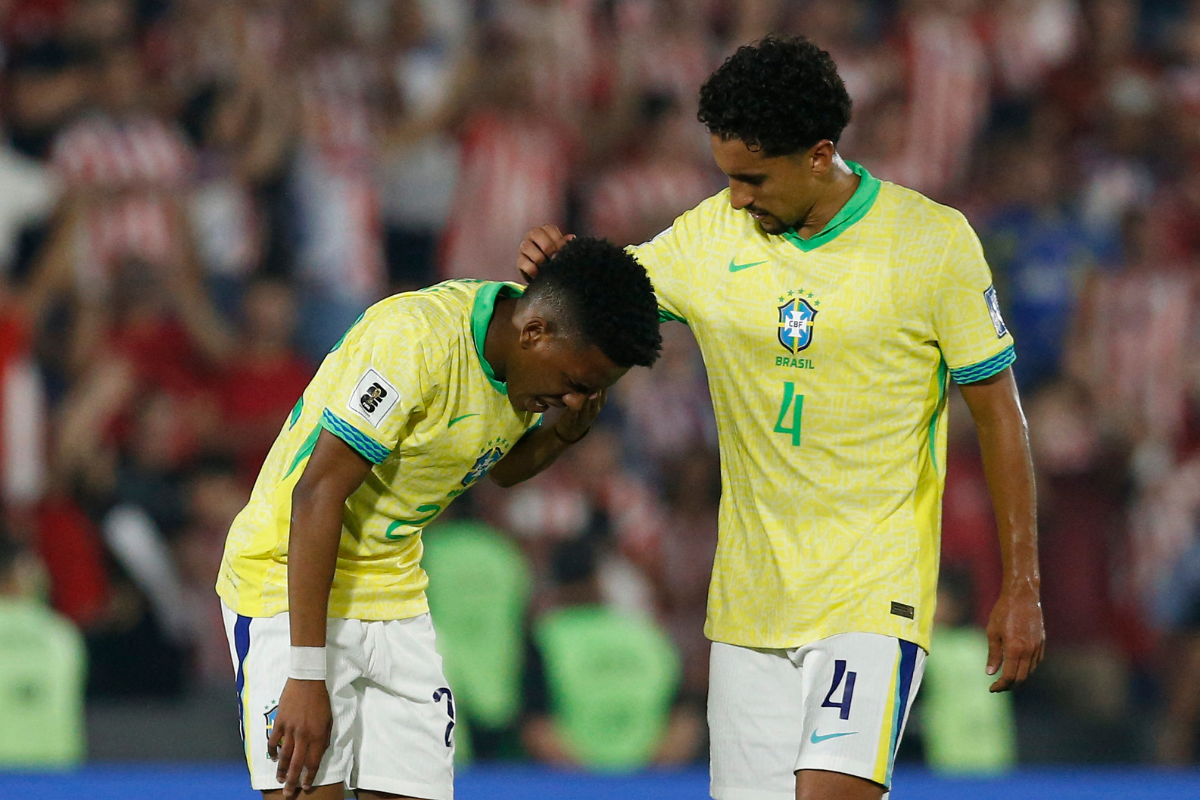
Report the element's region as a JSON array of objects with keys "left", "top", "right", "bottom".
[{"left": 3, "top": 0, "right": 1200, "bottom": 769}]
